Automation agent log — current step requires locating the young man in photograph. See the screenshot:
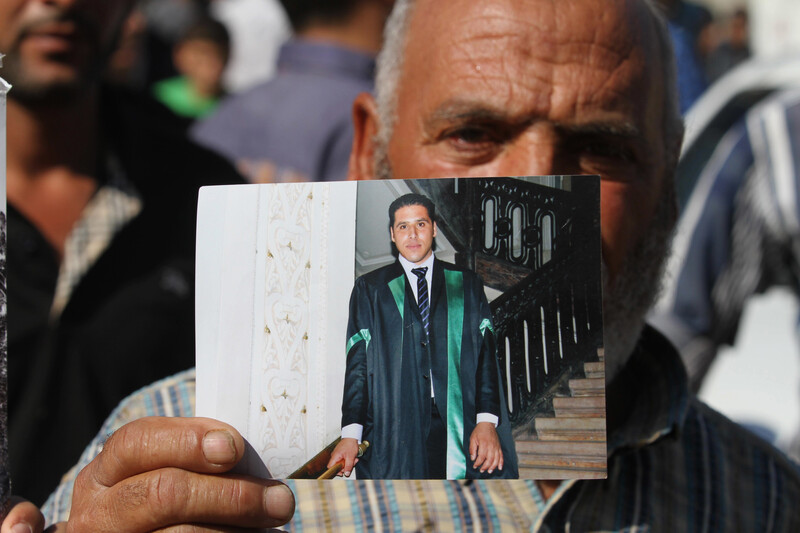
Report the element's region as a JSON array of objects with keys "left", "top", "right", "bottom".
[{"left": 329, "top": 193, "right": 517, "bottom": 479}]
